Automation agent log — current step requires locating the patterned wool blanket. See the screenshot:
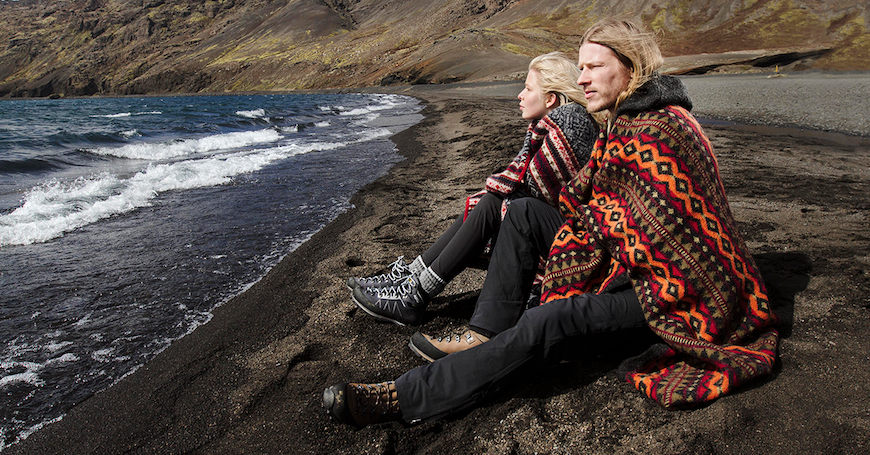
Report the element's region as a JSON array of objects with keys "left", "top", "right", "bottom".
[
  {"left": 464, "top": 102, "right": 597, "bottom": 220},
  {"left": 541, "top": 76, "right": 779, "bottom": 408}
]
